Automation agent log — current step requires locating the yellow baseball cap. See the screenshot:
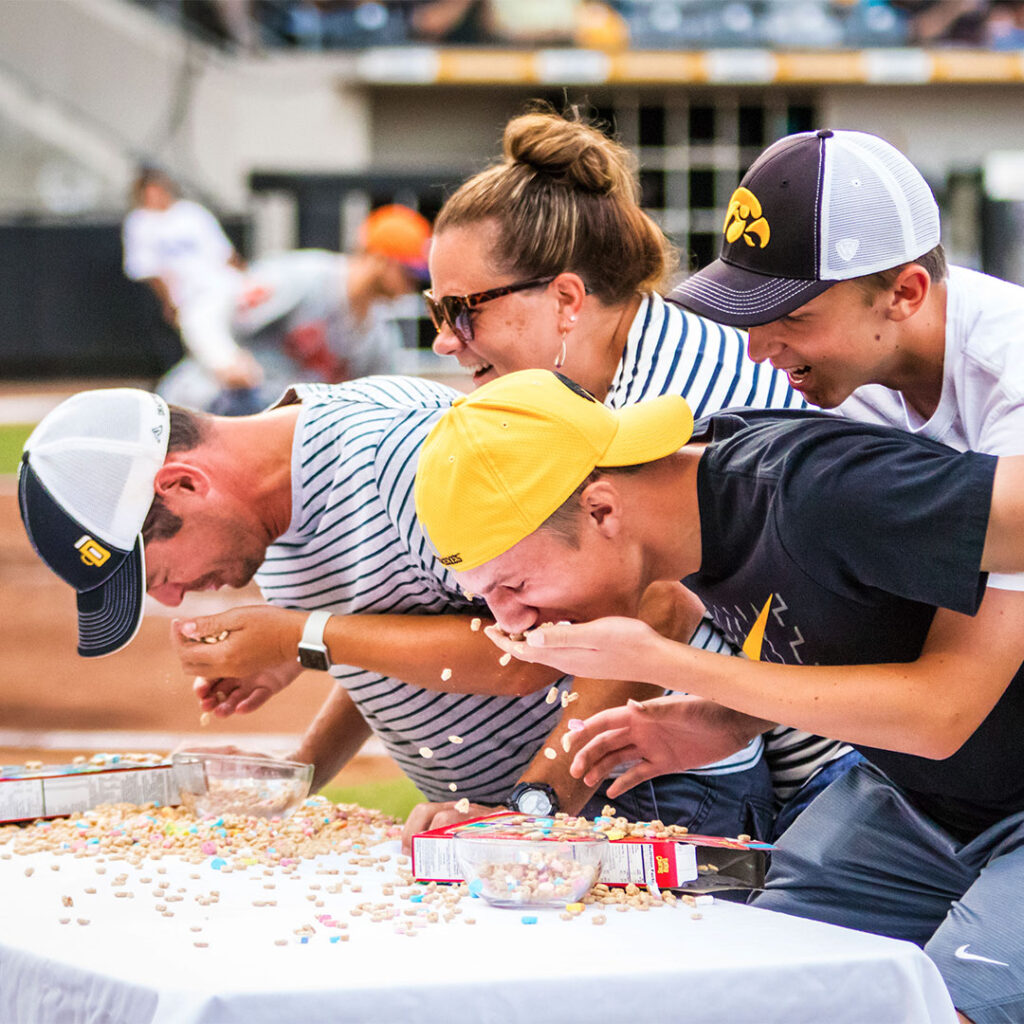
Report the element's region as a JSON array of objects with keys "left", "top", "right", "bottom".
[{"left": 414, "top": 370, "right": 693, "bottom": 572}]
